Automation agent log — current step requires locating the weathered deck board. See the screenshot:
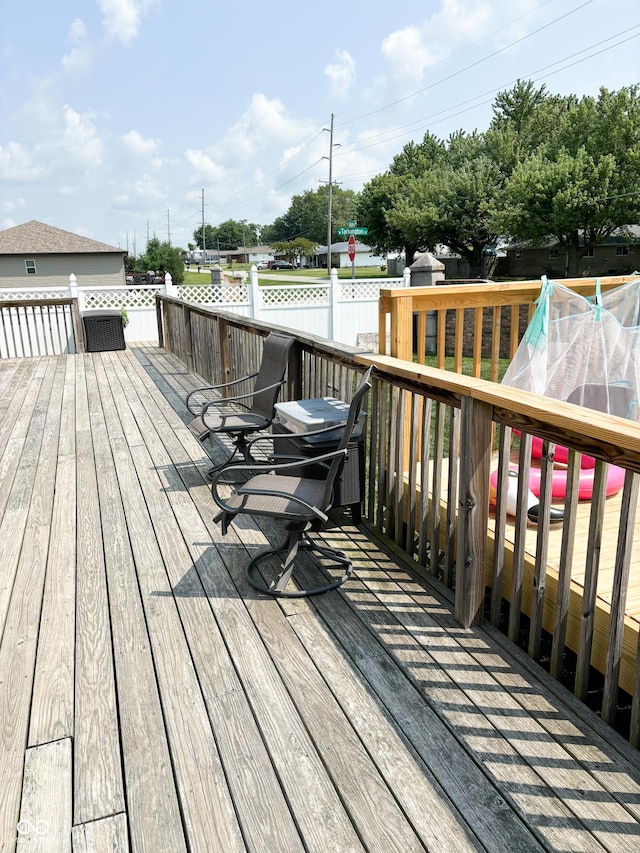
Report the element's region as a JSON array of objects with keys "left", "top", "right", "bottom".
[
  {"left": 2, "top": 345, "right": 640, "bottom": 853},
  {"left": 17, "top": 738, "right": 72, "bottom": 852}
]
